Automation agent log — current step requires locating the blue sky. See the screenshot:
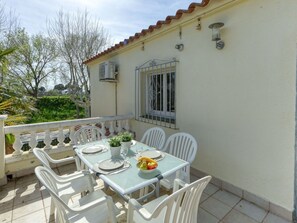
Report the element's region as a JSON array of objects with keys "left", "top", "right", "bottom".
[{"left": 4, "top": 0, "right": 201, "bottom": 44}]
